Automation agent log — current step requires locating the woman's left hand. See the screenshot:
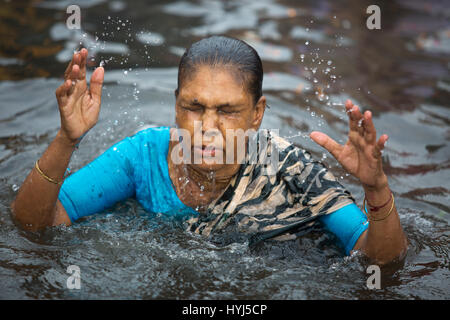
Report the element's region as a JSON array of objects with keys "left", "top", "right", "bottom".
[{"left": 309, "top": 99, "right": 389, "bottom": 190}]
